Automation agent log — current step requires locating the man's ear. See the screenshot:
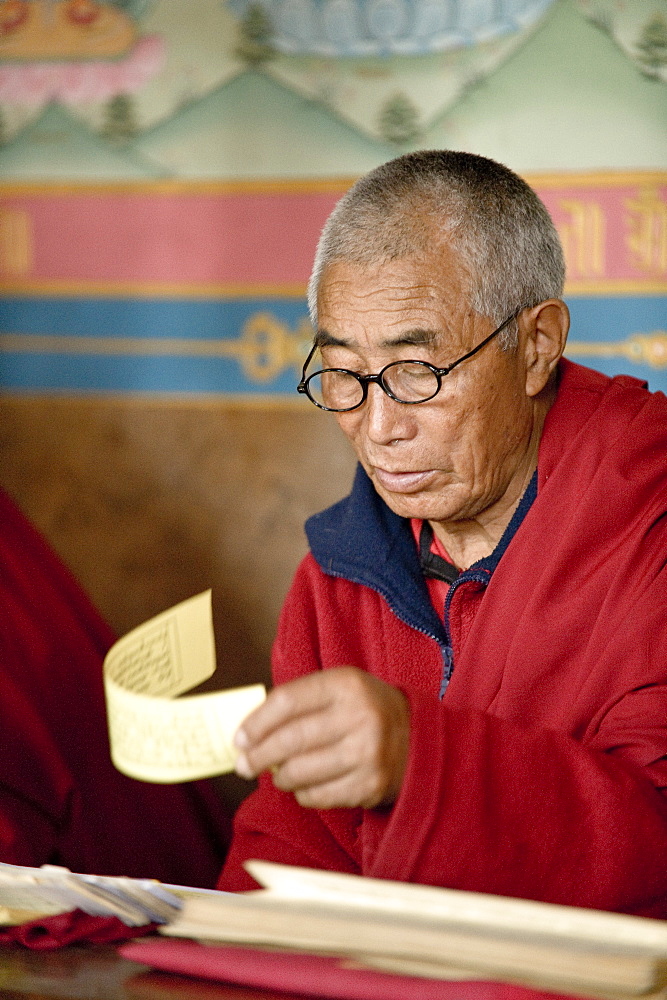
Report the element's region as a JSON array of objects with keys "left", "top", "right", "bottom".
[{"left": 521, "top": 299, "right": 570, "bottom": 398}]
